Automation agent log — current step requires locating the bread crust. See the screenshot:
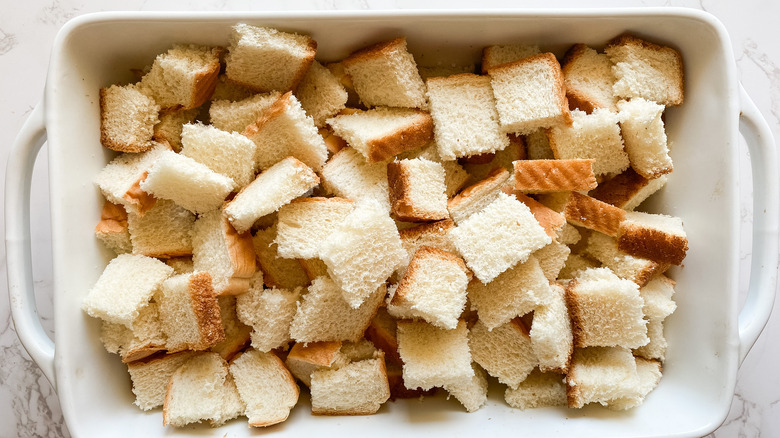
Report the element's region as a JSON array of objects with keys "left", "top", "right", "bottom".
[
  {"left": 447, "top": 167, "right": 509, "bottom": 212},
  {"left": 366, "top": 110, "right": 434, "bottom": 163},
  {"left": 503, "top": 191, "right": 566, "bottom": 238},
  {"left": 563, "top": 279, "right": 586, "bottom": 349},
  {"left": 99, "top": 87, "right": 157, "bottom": 153},
  {"left": 563, "top": 192, "right": 626, "bottom": 237},
  {"left": 122, "top": 171, "right": 158, "bottom": 216},
  {"left": 392, "top": 246, "right": 470, "bottom": 307},
  {"left": 188, "top": 272, "right": 226, "bottom": 350},
  {"left": 221, "top": 215, "right": 256, "bottom": 291},
  {"left": 617, "top": 223, "right": 688, "bottom": 266},
  {"left": 387, "top": 158, "right": 448, "bottom": 222},
  {"left": 589, "top": 167, "right": 651, "bottom": 208},
  {"left": 398, "top": 218, "right": 455, "bottom": 243},
  {"left": 512, "top": 159, "right": 597, "bottom": 193},
  {"left": 188, "top": 56, "right": 221, "bottom": 109},
  {"left": 342, "top": 37, "right": 407, "bottom": 67}
]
